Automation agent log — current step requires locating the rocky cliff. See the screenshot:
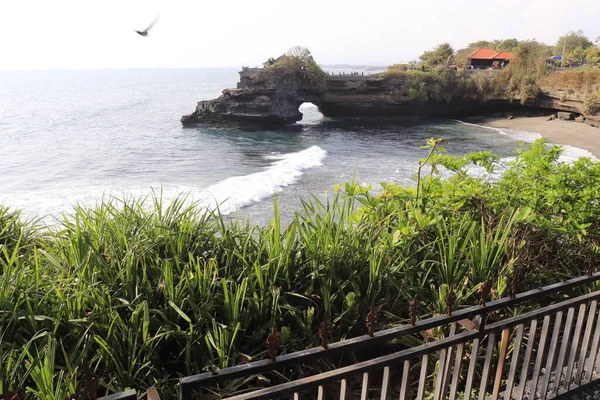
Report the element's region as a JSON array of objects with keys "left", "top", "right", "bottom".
[{"left": 181, "top": 68, "right": 600, "bottom": 128}]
